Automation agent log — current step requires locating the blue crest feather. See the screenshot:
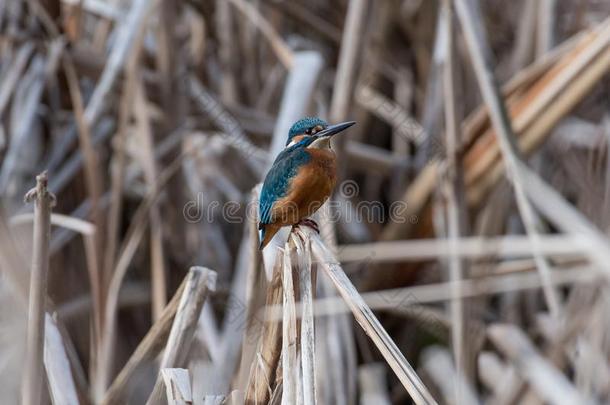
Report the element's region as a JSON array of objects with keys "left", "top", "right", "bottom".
[{"left": 286, "top": 117, "right": 328, "bottom": 145}]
